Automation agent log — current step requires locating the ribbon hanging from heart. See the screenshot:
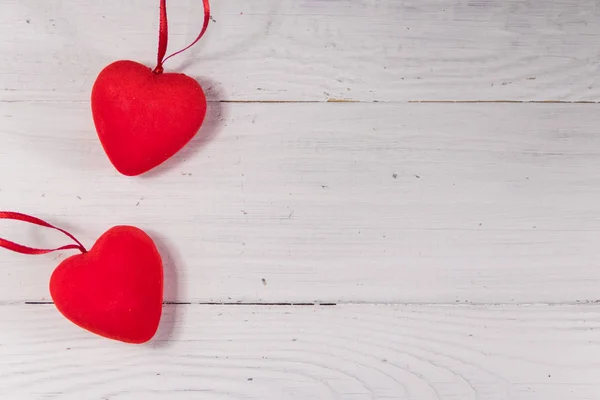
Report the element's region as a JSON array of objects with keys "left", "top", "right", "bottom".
[
  {"left": 0, "top": 211, "right": 164, "bottom": 344},
  {"left": 91, "top": 0, "right": 211, "bottom": 176}
]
